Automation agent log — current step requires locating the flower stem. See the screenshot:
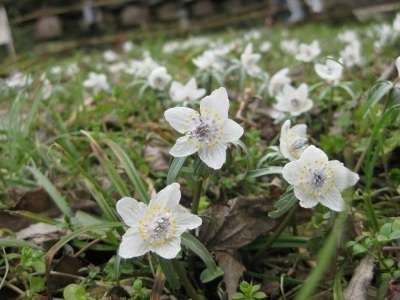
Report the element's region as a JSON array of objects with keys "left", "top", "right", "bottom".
[
  {"left": 191, "top": 178, "right": 203, "bottom": 214},
  {"left": 172, "top": 260, "right": 199, "bottom": 300}
]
